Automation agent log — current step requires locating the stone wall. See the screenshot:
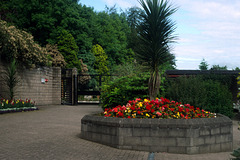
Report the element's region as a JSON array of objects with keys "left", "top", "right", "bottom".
[
  {"left": 81, "top": 115, "right": 233, "bottom": 154},
  {"left": 0, "top": 61, "right": 61, "bottom": 105}
]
